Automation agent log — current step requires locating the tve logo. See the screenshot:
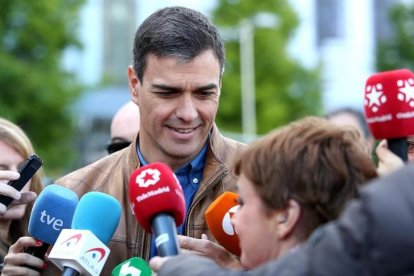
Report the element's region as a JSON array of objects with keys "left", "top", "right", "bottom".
[{"left": 40, "top": 210, "right": 64, "bottom": 231}]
